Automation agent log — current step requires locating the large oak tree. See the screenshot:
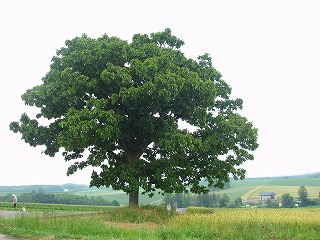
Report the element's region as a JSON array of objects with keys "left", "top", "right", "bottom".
[{"left": 10, "top": 29, "right": 258, "bottom": 207}]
